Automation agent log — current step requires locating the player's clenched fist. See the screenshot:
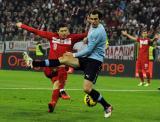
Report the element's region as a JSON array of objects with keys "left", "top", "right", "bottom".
[{"left": 16, "top": 22, "right": 22, "bottom": 28}]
